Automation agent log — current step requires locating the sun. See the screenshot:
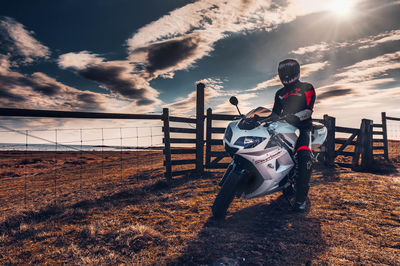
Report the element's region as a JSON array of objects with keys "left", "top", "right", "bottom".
[{"left": 330, "top": 0, "right": 354, "bottom": 16}]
